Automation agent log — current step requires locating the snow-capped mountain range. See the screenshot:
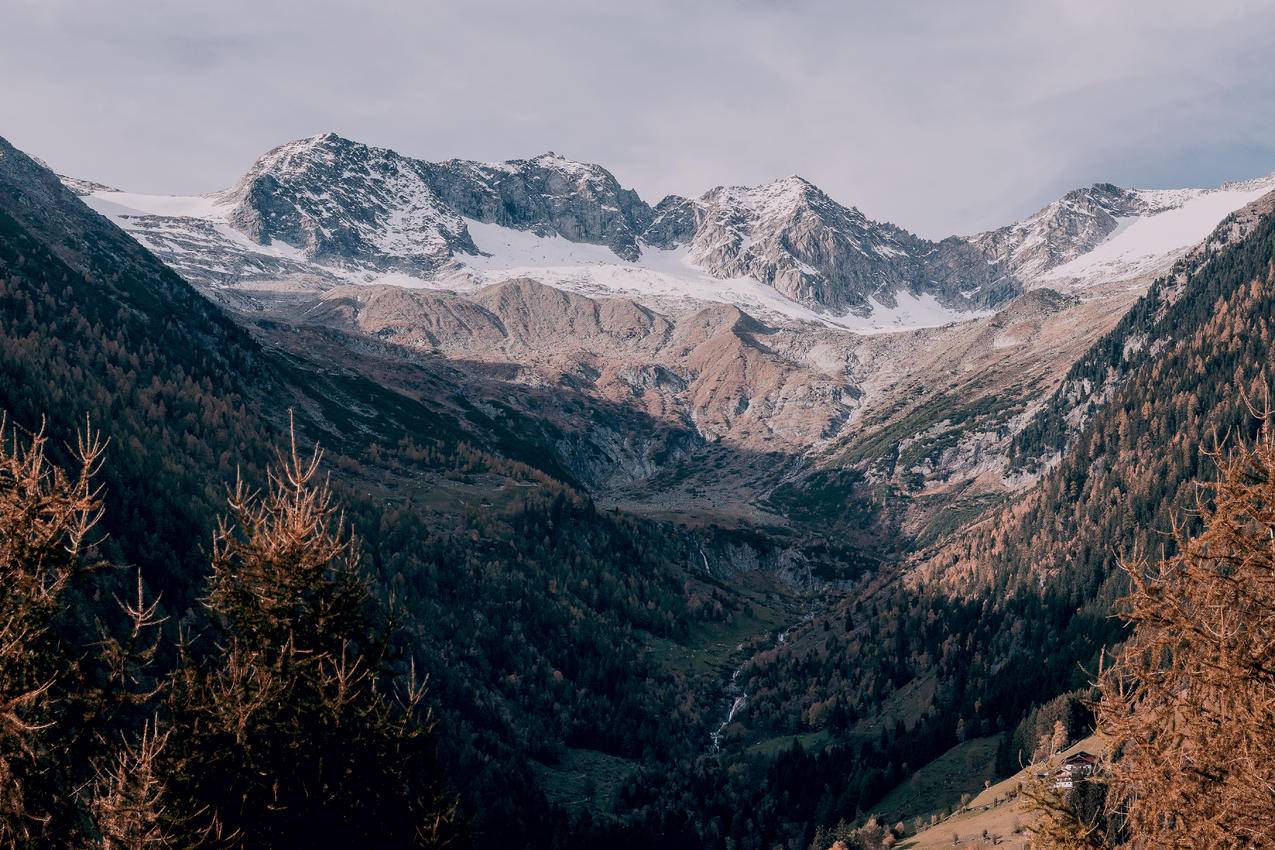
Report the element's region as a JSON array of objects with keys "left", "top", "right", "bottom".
[
  {"left": 69, "top": 132, "right": 1275, "bottom": 335},
  {"left": 971, "top": 177, "right": 1275, "bottom": 286}
]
